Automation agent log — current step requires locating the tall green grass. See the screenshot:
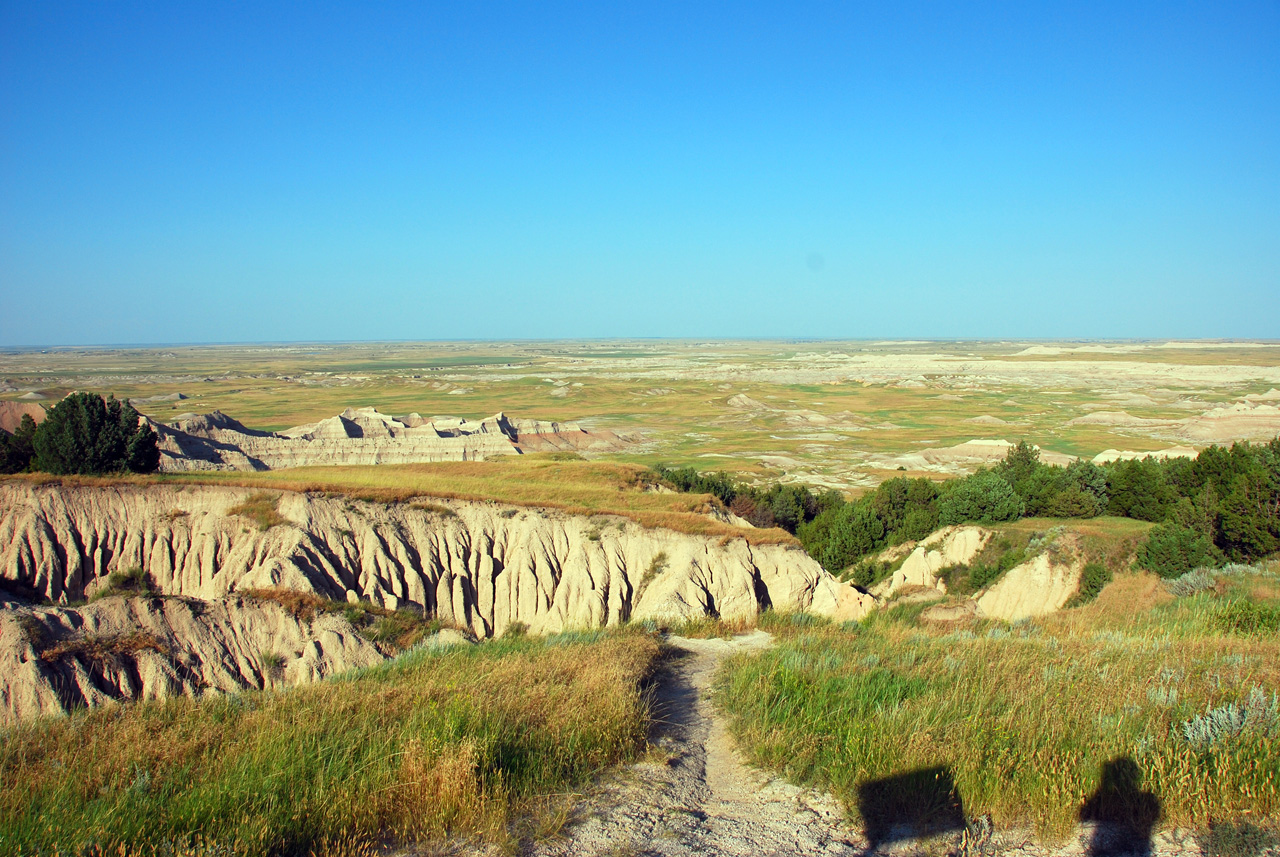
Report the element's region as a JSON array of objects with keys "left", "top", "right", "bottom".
[
  {"left": 0, "top": 631, "right": 659, "bottom": 855},
  {"left": 719, "top": 574, "right": 1280, "bottom": 839}
]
